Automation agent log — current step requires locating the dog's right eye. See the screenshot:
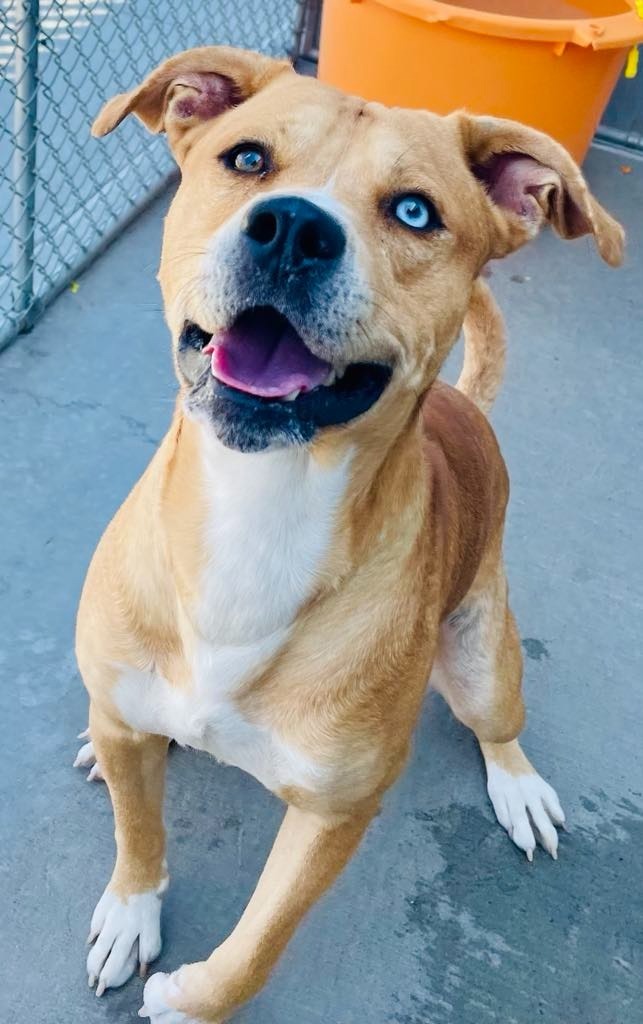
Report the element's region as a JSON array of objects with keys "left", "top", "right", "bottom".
[{"left": 221, "top": 143, "right": 270, "bottom": 176}]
